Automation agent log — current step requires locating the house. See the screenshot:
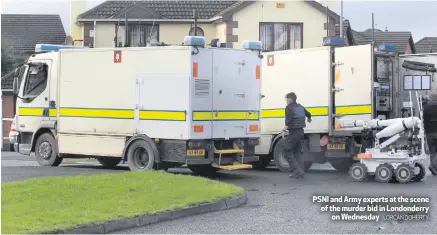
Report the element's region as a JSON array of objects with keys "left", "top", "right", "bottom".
[
  {"left": 352, "top": 28, "right": 416, "bottom": 54},
  {"left": 71, "top": 0, "right": 350, "bottom": 51},
  {"left": 415, "top": 37, "right": 437, "bottom": 54},
  {"left": 1, "top": 14, "right": 66, "bottom": 150}
]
